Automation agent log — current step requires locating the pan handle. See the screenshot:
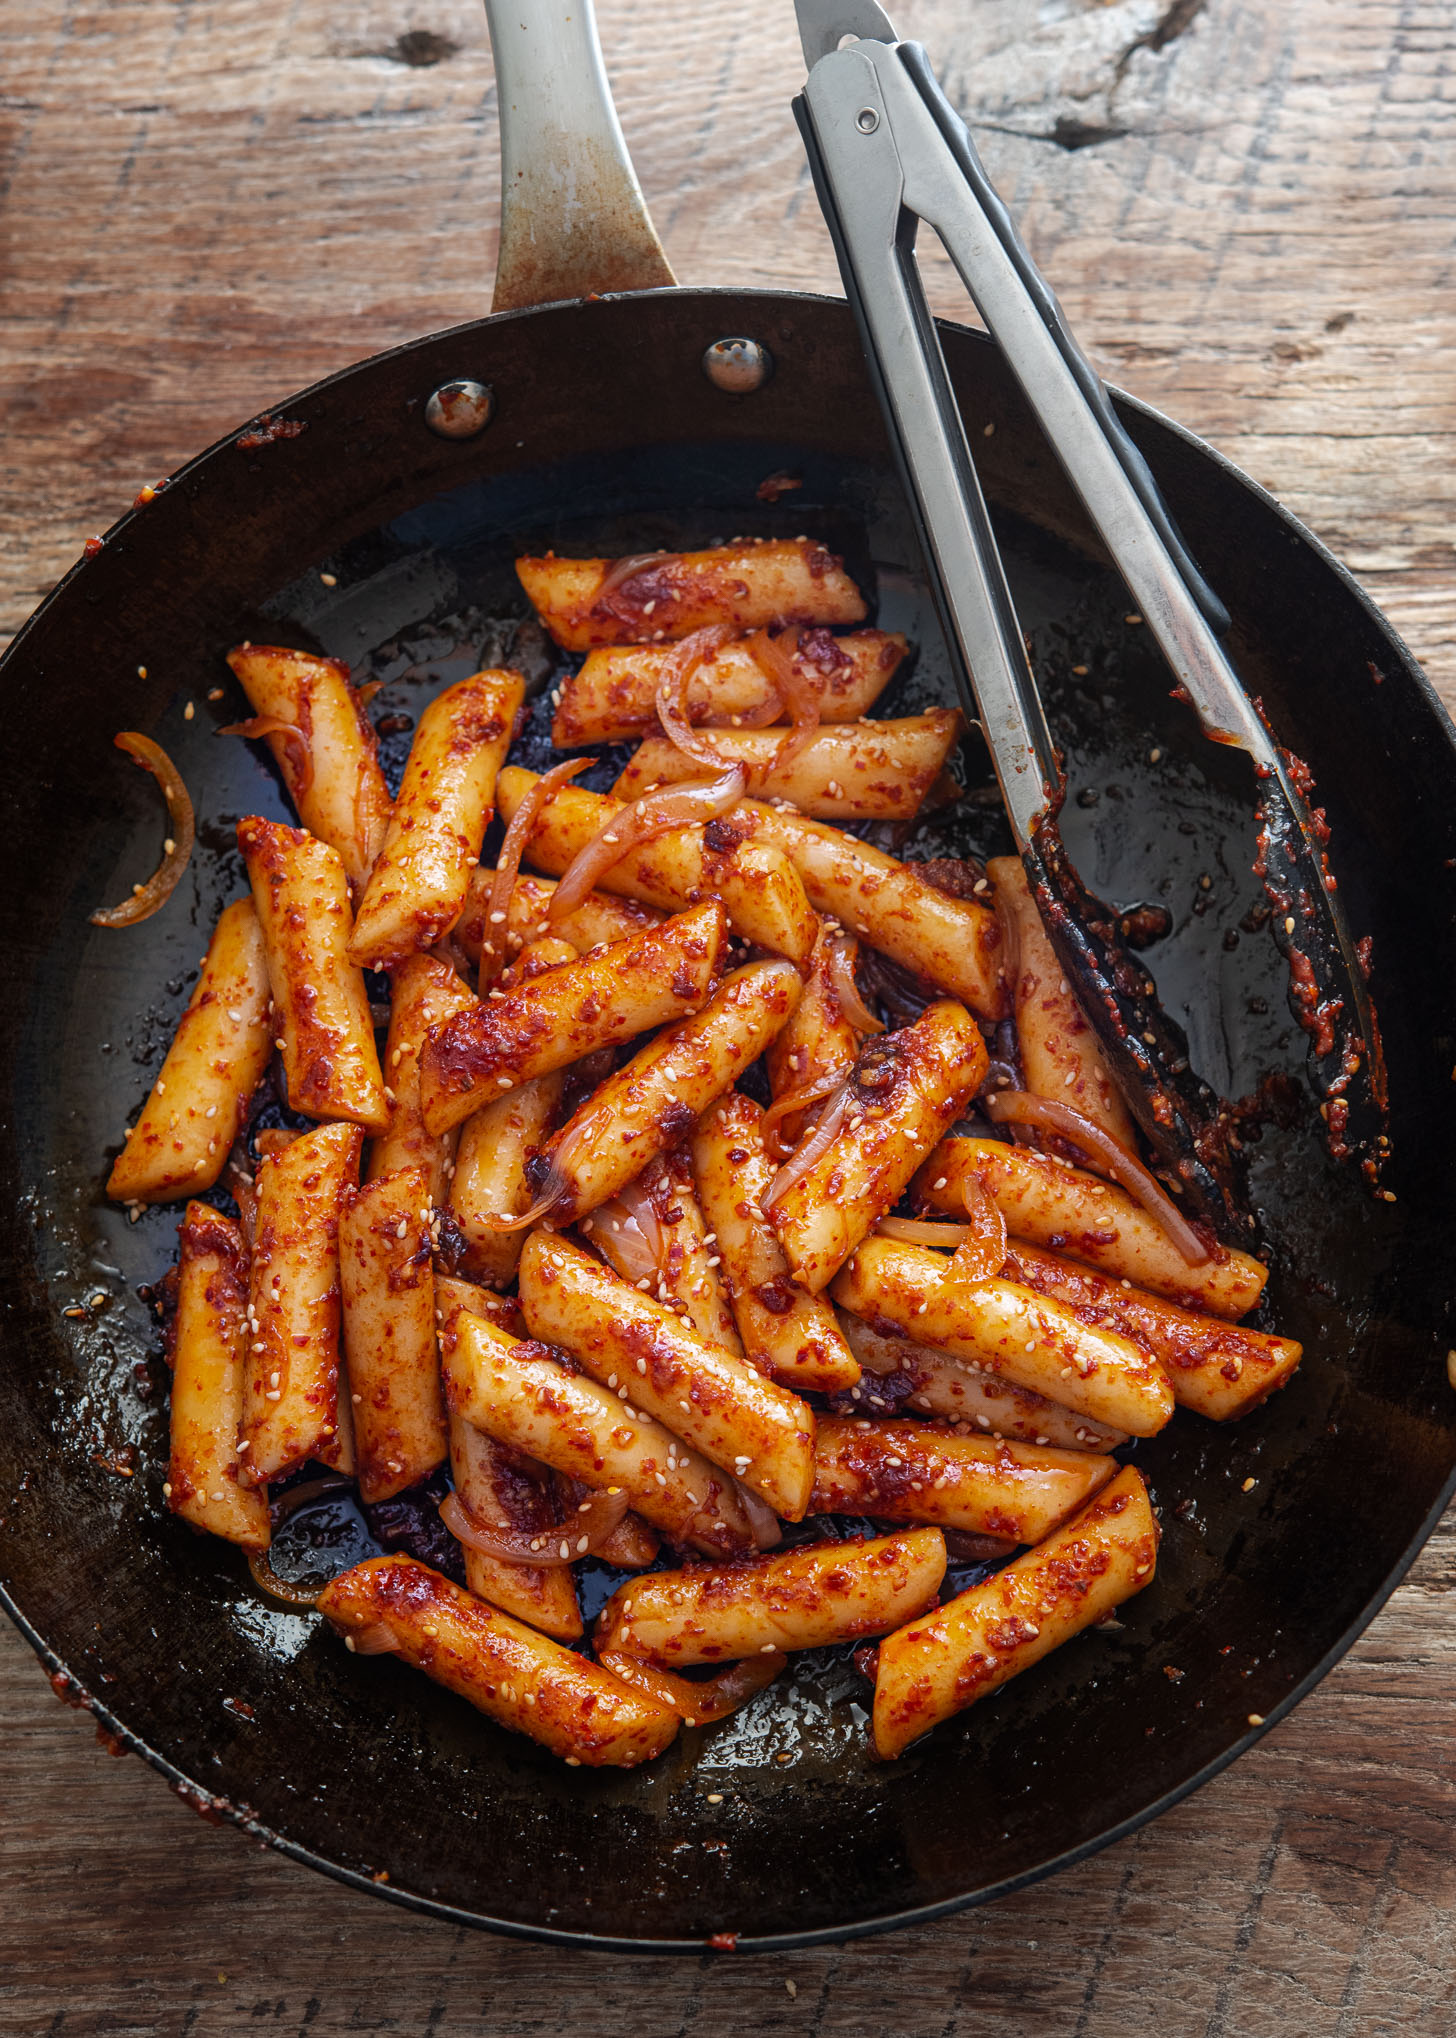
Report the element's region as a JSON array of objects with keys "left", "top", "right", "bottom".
[{"left": 482, "top": 0, "right": 675, "bottom": 310}]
